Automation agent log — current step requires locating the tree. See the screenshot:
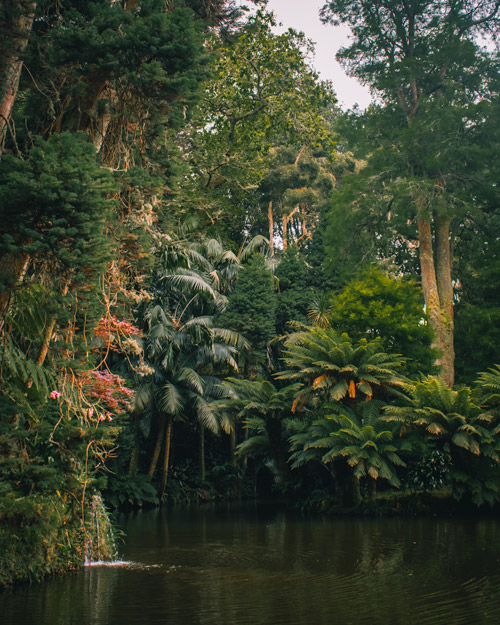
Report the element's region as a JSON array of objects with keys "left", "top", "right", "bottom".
[
  {"left": 274, "top": 247, "right": 316, "bottom": 334},
  {"left": 219, "top": 253, "right": 277, "bottom": 376},
  {"left": 0, "top": 132, "right": 114, "bottom": 367},
  {"left": 290, "top": 400, "right": 408, "bottom": 503},
  {"left": 385, "top": 376, "right": 500, "bottom": 505},
  {"left": 134, "top": 301, "right": 239, "bottom": 498},
  {"left": 329, "top": 266, "right": 437, "bottom": 376},
  {"left": 215, "top": 377, "right": 303, "bottom": 486},
  {"left": 277, "top": 327, "right": 408, "bottom": 504},
  {"left": 453, "top": 213, "right": 500, "bottom": 383},
  {"left": 276, "top": 327, "right": 408, "bottom": 410},
  {"left": 0, "top": 0, "right": 36, "bottom": 151},
  {"left": 256, "top": 145, "right": 338, "bottom": 253},
  {"left": 178, "top": 11, "right": 337, "bottom": 243},
  {"left": 0, "top": 0, "right": 252, "bottom": 583},
  {"left": 320, "top": 0, "right": 500, "bottom": 387}
]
